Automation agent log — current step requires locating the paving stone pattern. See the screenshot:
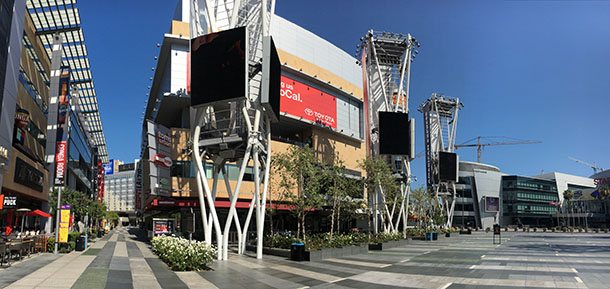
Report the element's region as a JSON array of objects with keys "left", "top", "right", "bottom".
[{"left": 3, "top": 229, "right": 610, "bottom": 288}]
